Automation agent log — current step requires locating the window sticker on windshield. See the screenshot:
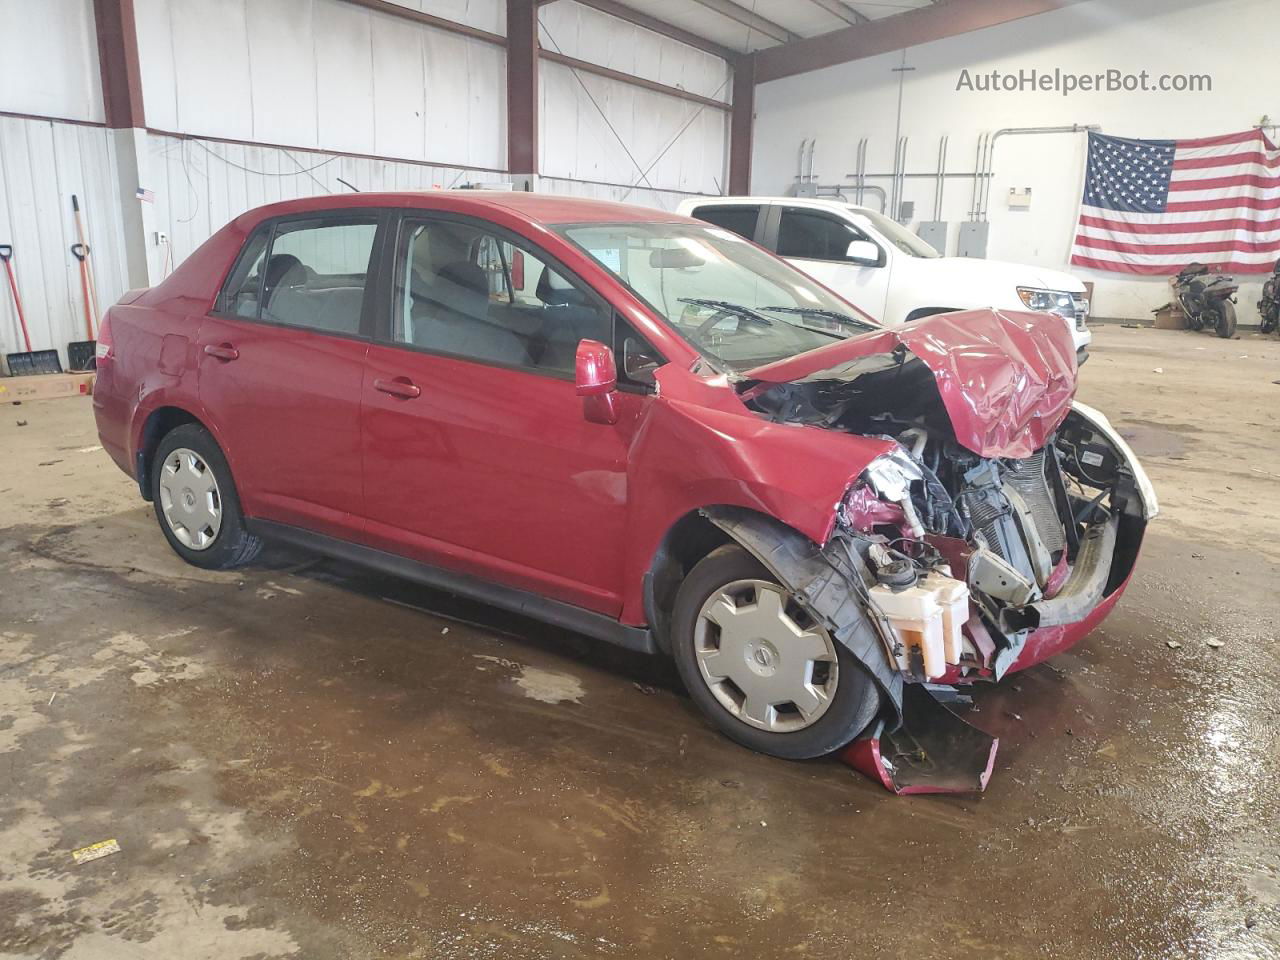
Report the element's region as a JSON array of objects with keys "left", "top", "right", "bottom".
[{"left": 588, "top": 248, "right": 622, "bottom": 272}]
